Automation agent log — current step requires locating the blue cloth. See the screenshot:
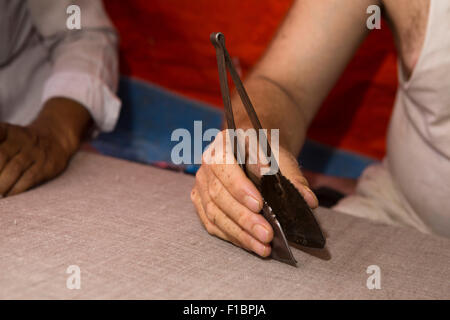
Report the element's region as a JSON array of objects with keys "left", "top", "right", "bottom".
[{"left": 92, "top": 77, "right": 376, "bottom": 178}]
